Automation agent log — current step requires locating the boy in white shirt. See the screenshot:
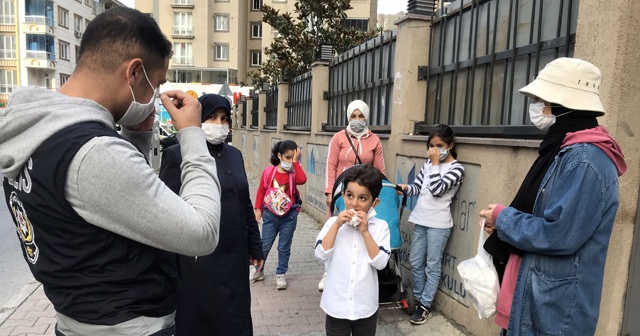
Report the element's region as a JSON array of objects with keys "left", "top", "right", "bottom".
[{"left": 315, "top": 165, "right": 391, "bottom": 335}]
